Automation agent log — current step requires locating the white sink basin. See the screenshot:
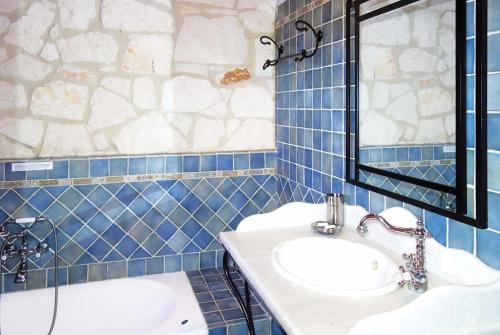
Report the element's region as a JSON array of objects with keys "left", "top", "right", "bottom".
[
  {"left": 223, "top": 203, "right": 500, "bottom": 334},
  {"left": 271, "top": 237, "right": 401, "bottom": 297}
]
